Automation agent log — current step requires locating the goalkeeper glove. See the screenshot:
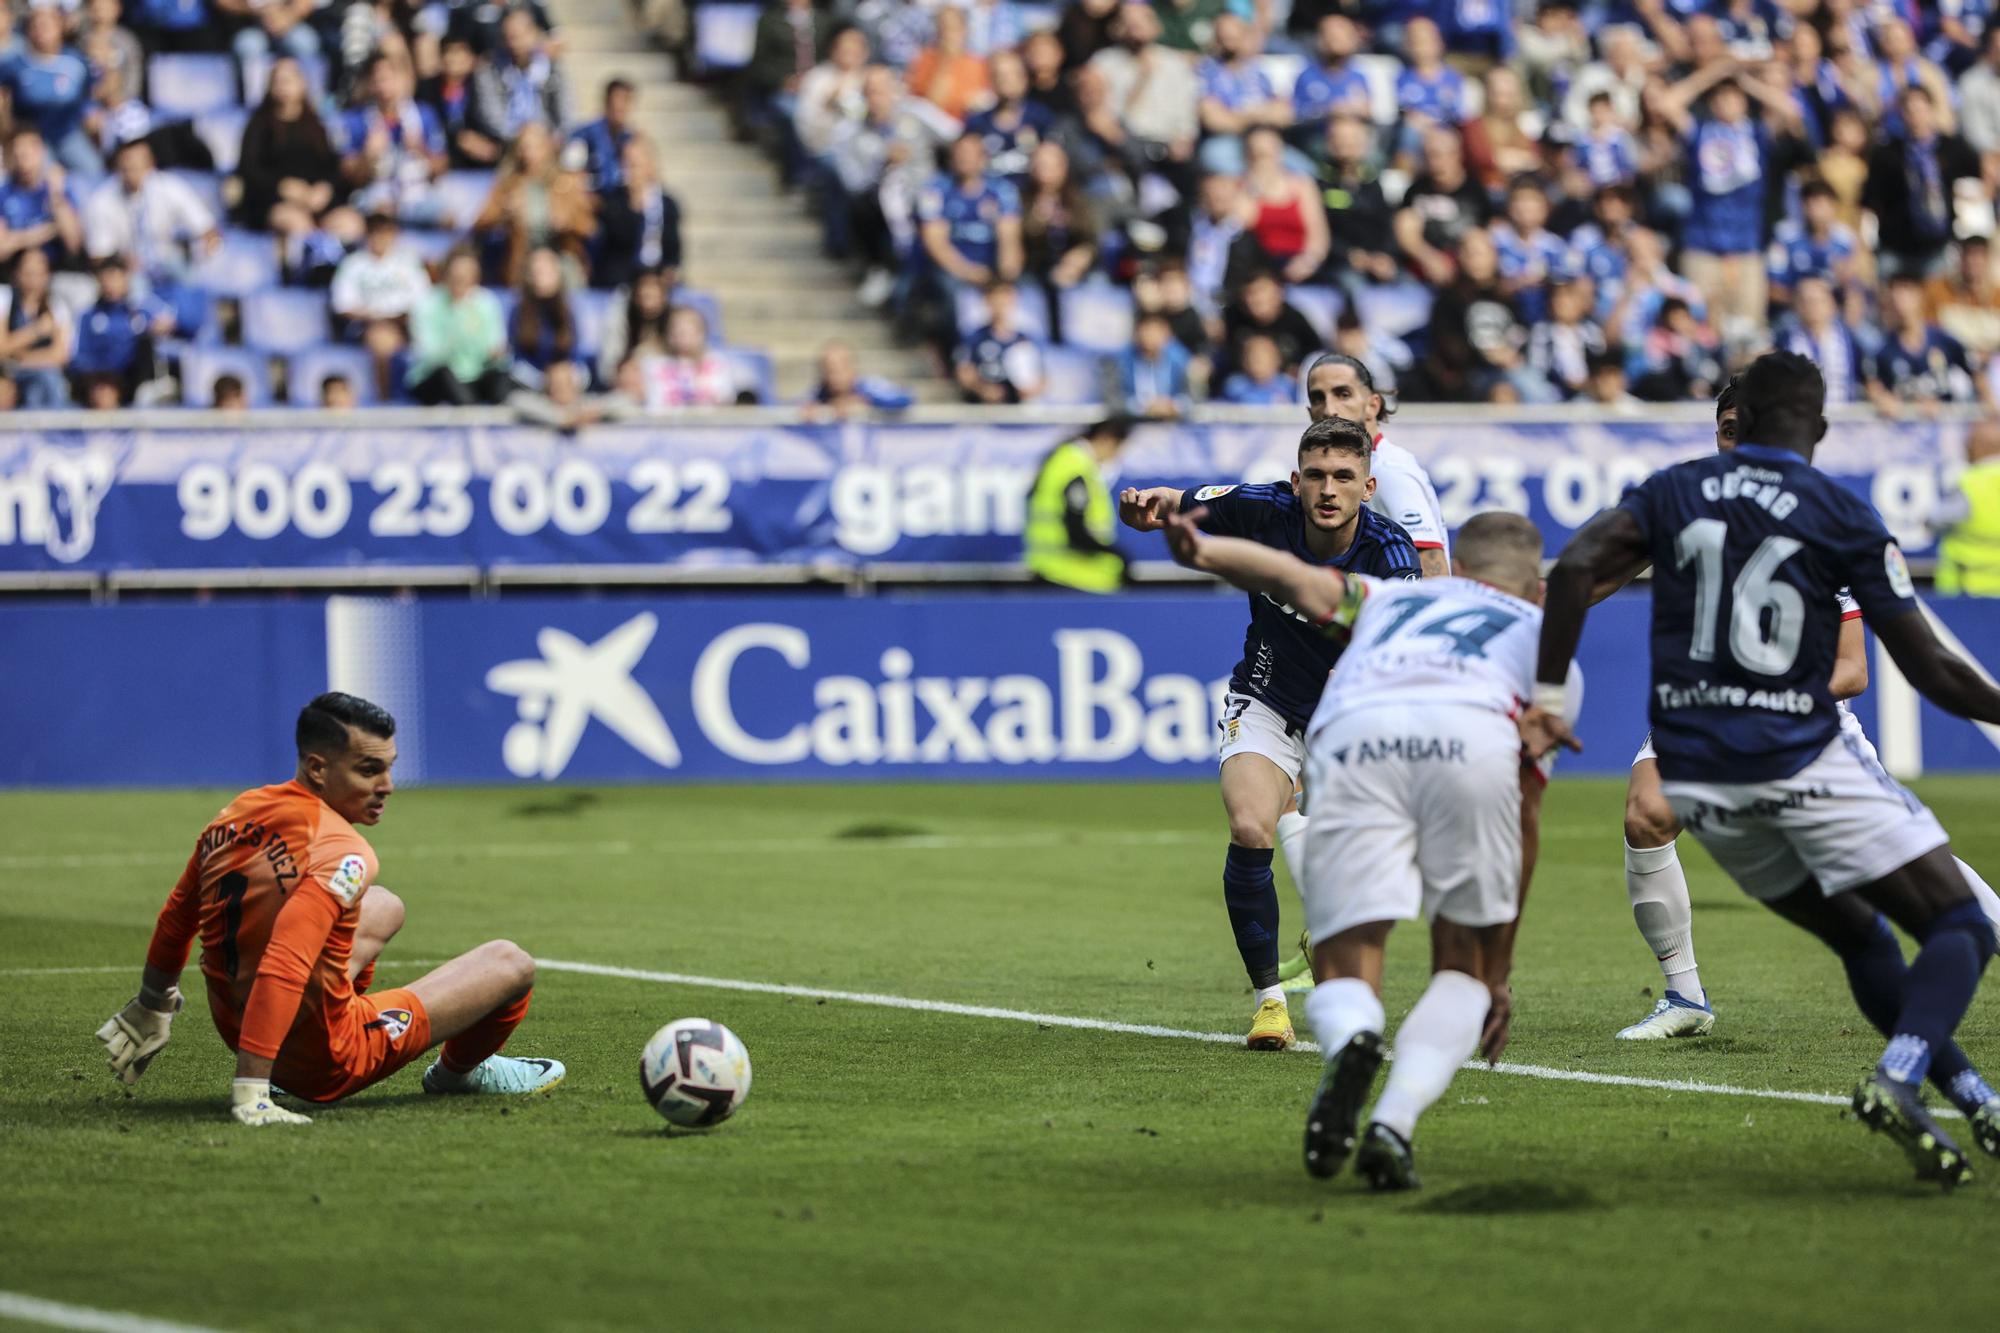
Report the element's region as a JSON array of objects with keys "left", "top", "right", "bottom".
[
  {"left": 95, "top": 987, "right": 181, "bottom": 1086},
  {"left": 230, "top": 1079, "right": 313, "bottom": 1127}
]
